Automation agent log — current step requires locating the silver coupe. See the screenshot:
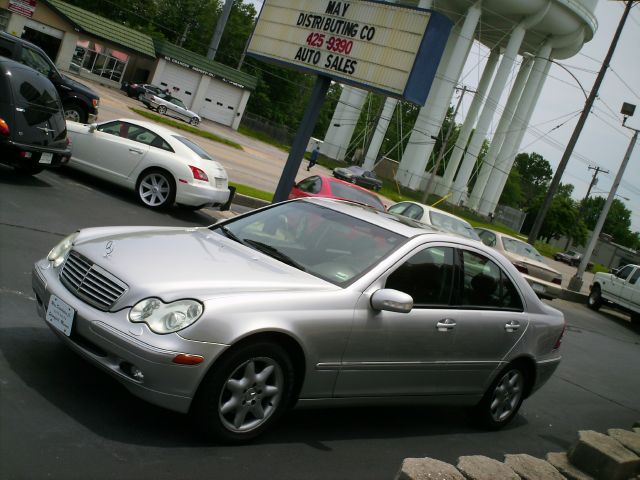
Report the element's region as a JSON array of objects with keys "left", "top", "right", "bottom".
[{"left": 32, "top": 198, "right": 565, "bottom": 442}]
